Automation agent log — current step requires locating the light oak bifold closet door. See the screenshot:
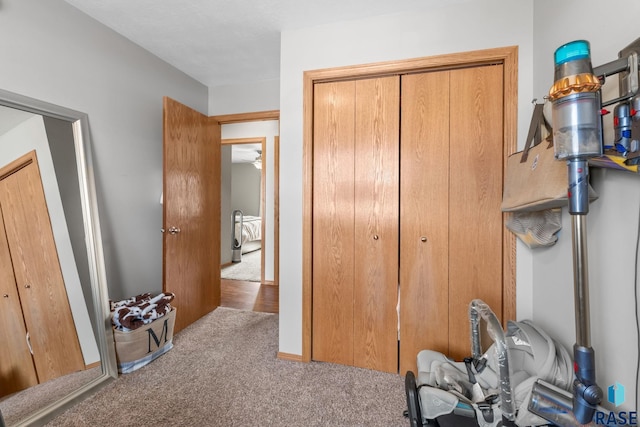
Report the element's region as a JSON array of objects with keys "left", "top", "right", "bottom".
[
  {"left": 399, "top": 65, "right": 504, "bottom": 373},
  {"left": 398, "top": 70, "right": 451, "bottom": 374},
  {"left": 0, "top": 153, "right": 84, "bottom": 397},
  {"left": 446, "top": 65, "right": 504, "bottom": 360},
  {"left": 312, "top": 76, "right": 400, "bottom": 373},
  {"left": 312, "top": 64, "right": 504, "bottom": 375},
  {"left": 0, "top": 201, "right": 38, "bottom": 396}
]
